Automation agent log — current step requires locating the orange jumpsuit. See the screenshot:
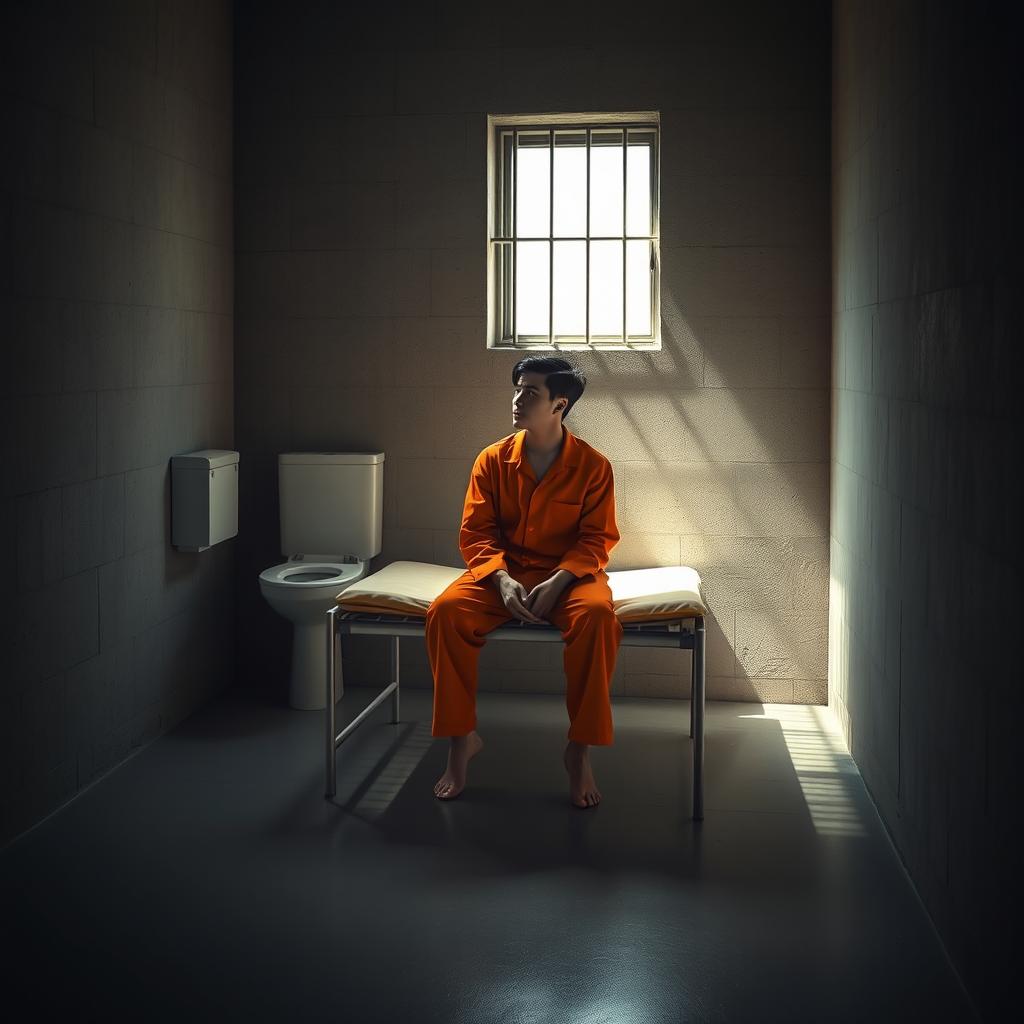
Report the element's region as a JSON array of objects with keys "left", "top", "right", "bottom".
[{"left": 426, "top": 425, "right": 622, "bottom": 744}]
